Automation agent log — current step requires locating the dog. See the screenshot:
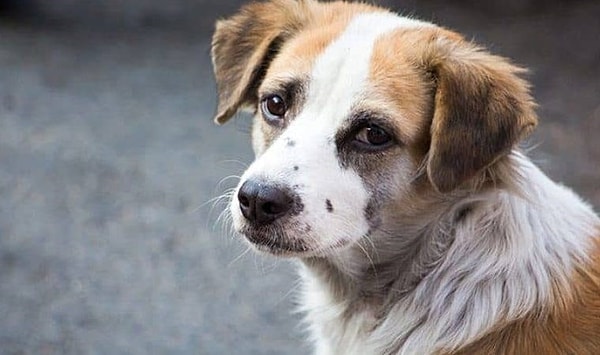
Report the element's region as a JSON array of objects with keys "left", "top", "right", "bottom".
[{"left": 210, "top": 1, "right": 600, "bottom": 353}]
